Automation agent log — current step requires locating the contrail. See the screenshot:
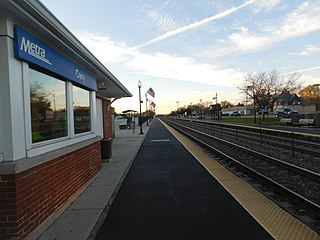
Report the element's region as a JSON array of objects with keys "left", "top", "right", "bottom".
[
  {"left": 284, "top": 65, "right": 320, "bottom": 75},
  {"left": 133, "top": 0, "right": 256, "bottom": 50}
]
